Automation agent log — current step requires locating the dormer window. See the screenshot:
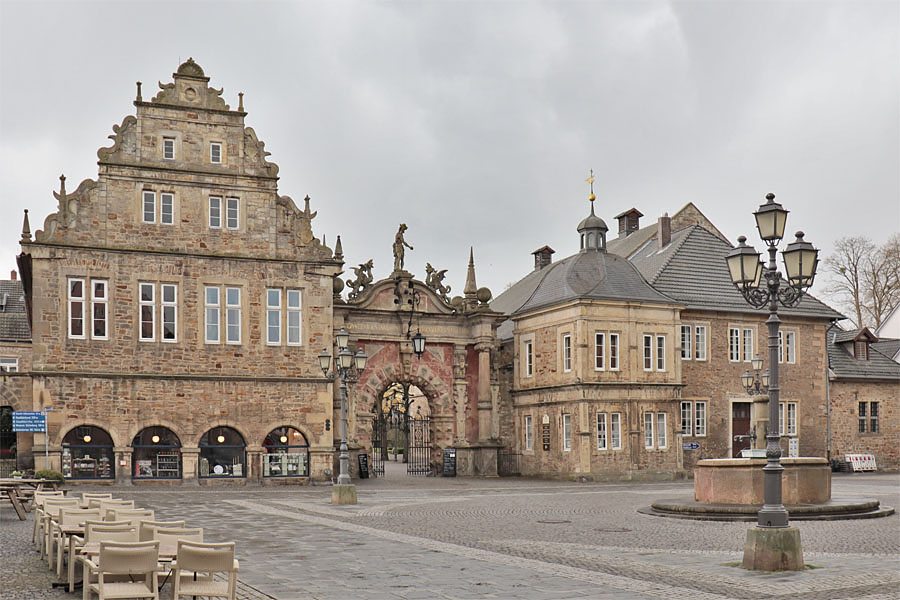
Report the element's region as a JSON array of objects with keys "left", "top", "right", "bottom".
[
  {"left": 210, "top": 142, "right": 222, "bottom": 164},
  {"left": 854, "top": 340, "right": 869, "bottom": 360},
  {"left": 163, "top": 138, "right": 175, "bottom": 160}
]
